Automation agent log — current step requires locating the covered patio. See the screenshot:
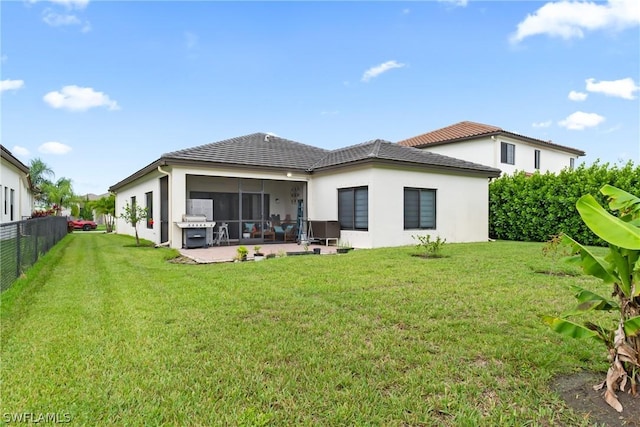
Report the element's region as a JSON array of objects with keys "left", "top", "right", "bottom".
[{"left": 178, "top": 241, "right": 340, "bottom": 263}]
